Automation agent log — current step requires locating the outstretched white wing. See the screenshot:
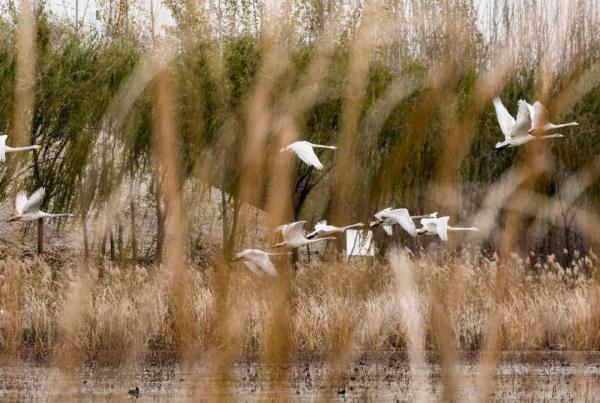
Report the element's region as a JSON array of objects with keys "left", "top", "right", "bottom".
[
  {"left": 382, "top": 225, "right": 393, "bottom": 236},
  {"left": 243, "top": 261, "right": 263, "bottom": 276},
  {"left": 282, "top": 221, "right": 307, "bottom": 243},
  {"left": 289, "top": 141, "right": 324, "bottom": 170},
  {"left": 436, "top": 216, "right": 450, "bottom": 241},
  {"left": 492, "top": 97, "right": 515, "bottom": 138},
  {"left": 385, "top": 208, "right": 417, "bottom": 237},
  {"left": 532, "top": 101, "right": 550, "bottom": 130},
  {"left": 254, "top": 253, "right": 278, "bottom": 277},
  {"left": 242, "top": 250, "right": 279, "bottom": 277},
  {"left": 0, "top": 135, "right": 7, "bottom": 162},
  {"left": 15, "top": 191, "right": 28, "bottom": 215},
  {"left": 373, "top": 207, "right": 391, "bottom": 222},
  {"left": 21, "top": 187, "right": 45, "bottom": 214},
  {"left": 524, "top": 101, "right": 535, "bottom": 128},
  {"left": 307, "top": 220, "right": 330, "bottom": 238},
  {"left": 314, "top": 220, "right": 330, "bottom": 231},
  {"left": 511, "top": 100, "right": 532, "bottom": 138}
]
